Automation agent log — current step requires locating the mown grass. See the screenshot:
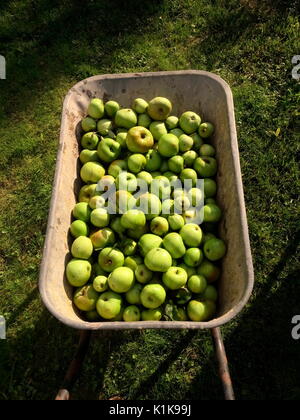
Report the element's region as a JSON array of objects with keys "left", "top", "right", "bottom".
[{"left": 0, "top": 0, "right": 299, "bottom": 400}]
